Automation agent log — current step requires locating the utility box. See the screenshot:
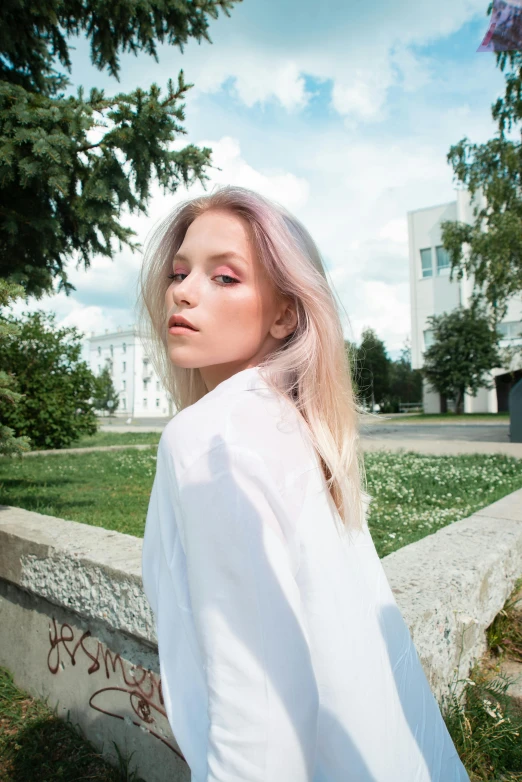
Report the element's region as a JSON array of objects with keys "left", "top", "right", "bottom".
[{"left": 509, "top": 378, "right": 522, "bottom": 443}]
